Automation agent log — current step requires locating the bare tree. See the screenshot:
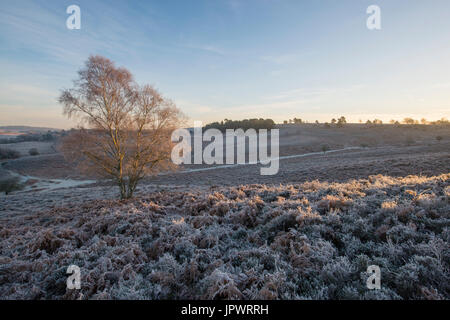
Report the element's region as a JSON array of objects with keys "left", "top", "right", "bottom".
[
  {"left": 336, "top": 116, "right": 346, "bottom": 127},
  {"left": 59, "top": 55, "right": 184, "bottom": 199},
  {"left": 403, "top": 118, "right": 416, "bottom": 125},
  {"left": 373, "top": 119, "right": 383, "bottom": 125}
]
